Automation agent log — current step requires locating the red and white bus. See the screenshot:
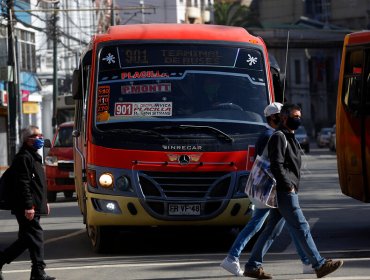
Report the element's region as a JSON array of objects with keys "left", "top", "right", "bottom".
[
  {"left": 336, "top": 31, "right": 370, "bottom": 202},
  {"left": 72, "top": 24, "right": 279, "bottom": 252}
]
